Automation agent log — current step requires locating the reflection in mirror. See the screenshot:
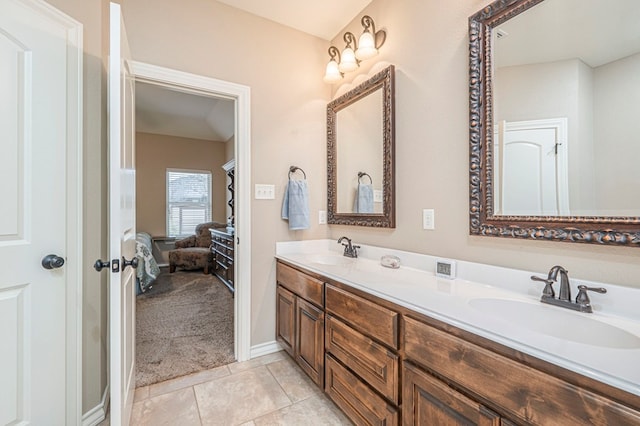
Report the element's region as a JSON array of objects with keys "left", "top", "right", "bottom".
[
  {"left": 328, "top": 65, "right": 395, "bottom": 227},
  {"left": 336, "top": 89, "right": 383, "bottom": 214},
  {"left": 469, "top": 0, "right": 640, "bottom": 246}
]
